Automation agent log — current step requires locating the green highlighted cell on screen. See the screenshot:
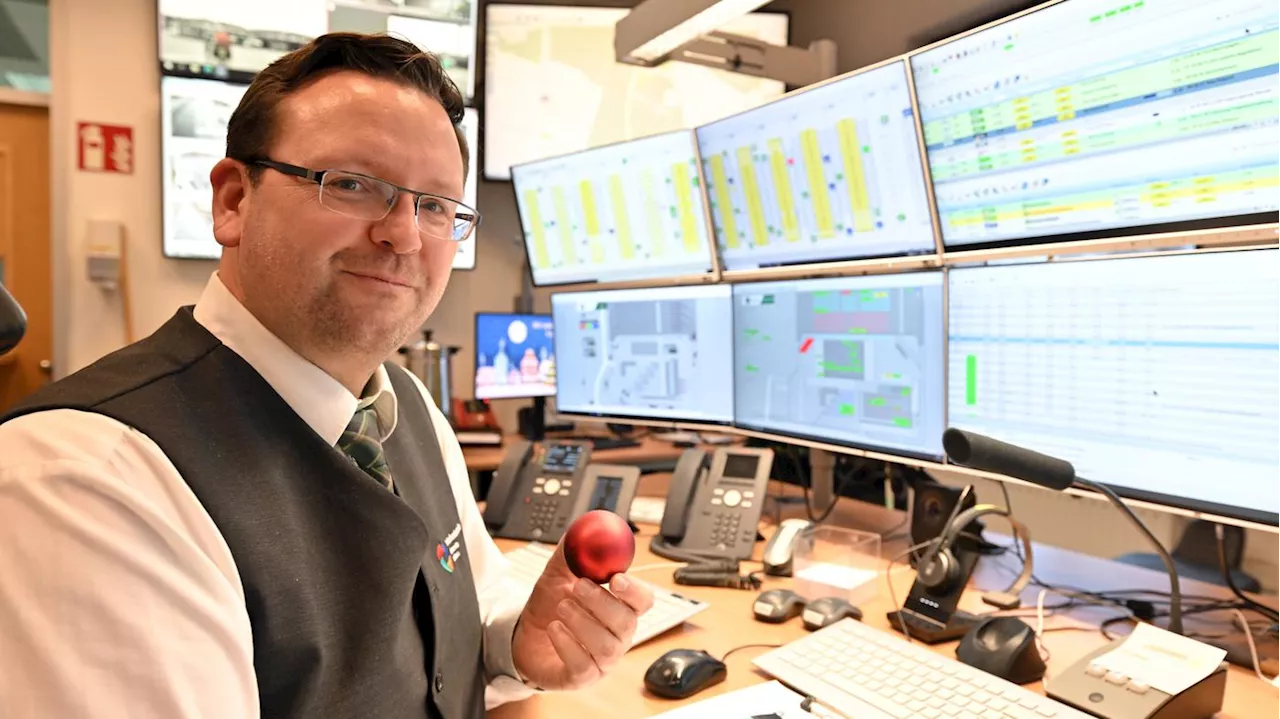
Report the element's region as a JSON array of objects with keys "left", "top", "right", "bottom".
[
  {"left": 839, "top": 404, "right": 855, "bottom": 416},
  {"left": 965, "top": 354, "right": 977, "bottom": 405},
  {"left": 893, "top": 418, "right": 912, "bottom": 428}
]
